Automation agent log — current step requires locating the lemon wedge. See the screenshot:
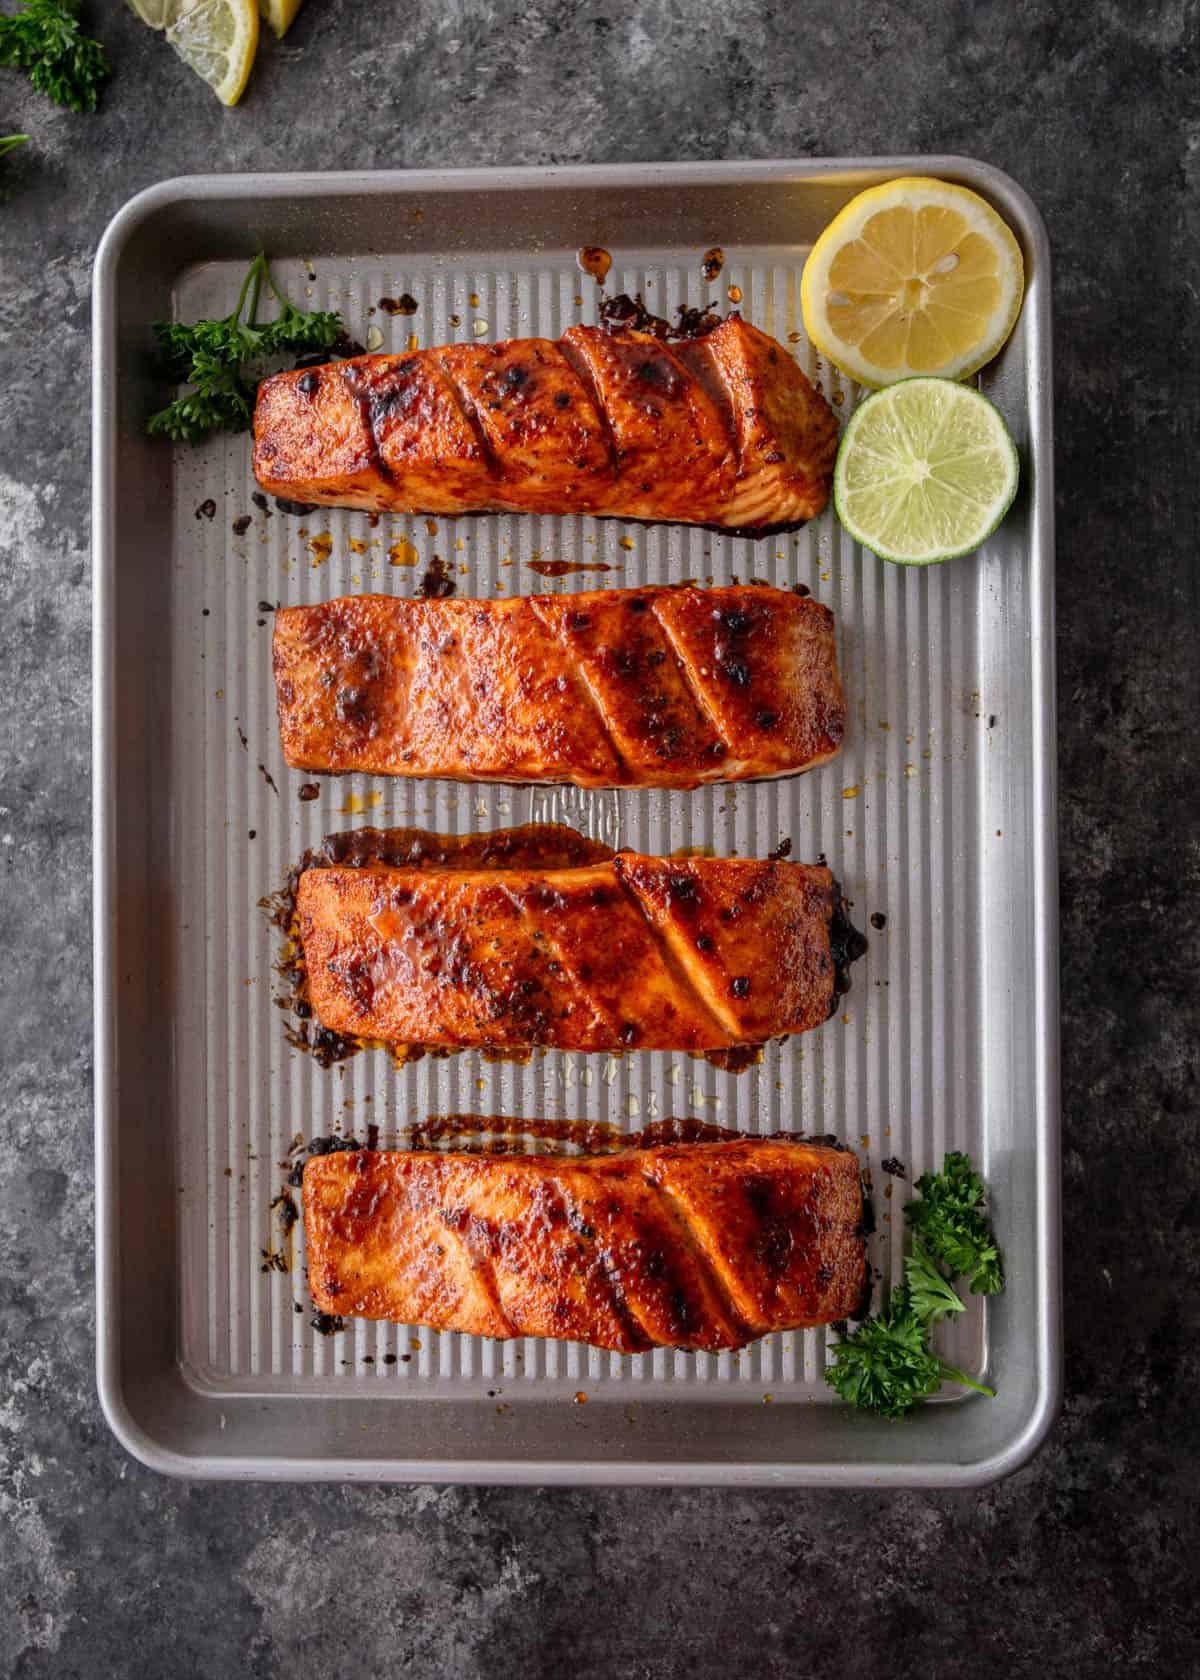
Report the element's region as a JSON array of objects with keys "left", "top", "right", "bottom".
[
  {"left": 259, "top": 0, "right": 304, "bottom": 38},
  {"left": 165, "top": 0, "right": 259, "bottom": 105},
  {"left": 802, "top": 177, "right": 1024, "bottom": 387}
]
